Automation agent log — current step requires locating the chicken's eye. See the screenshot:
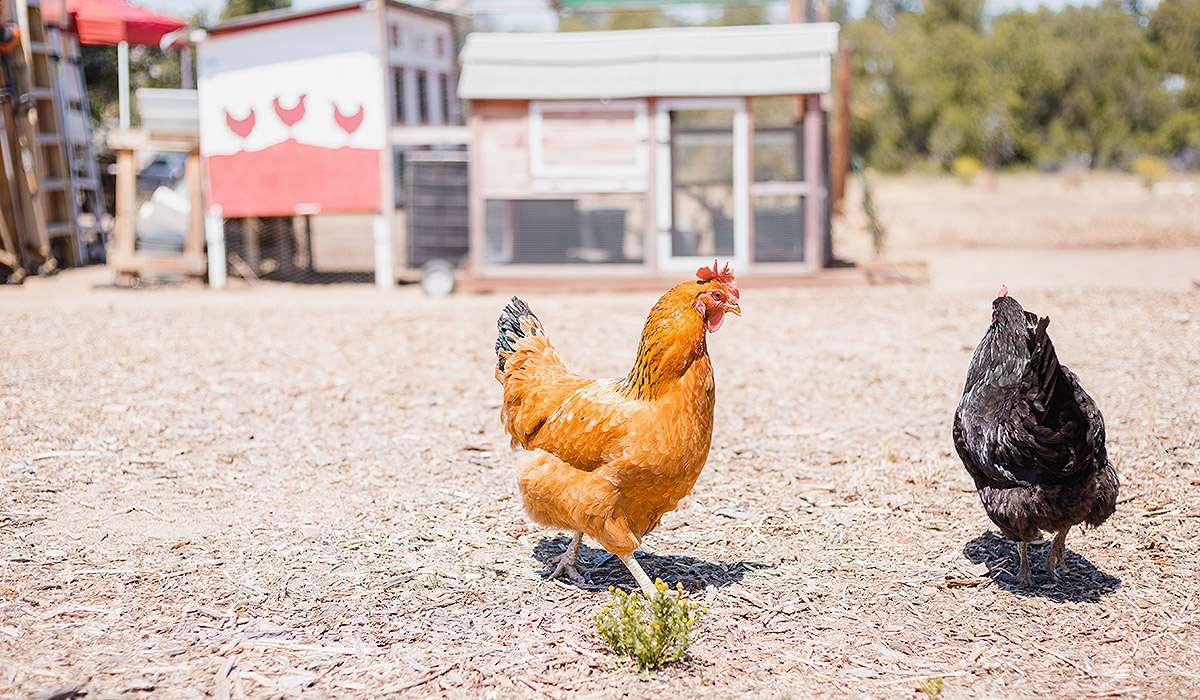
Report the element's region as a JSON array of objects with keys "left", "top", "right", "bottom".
[{"left": 712, "top": 291, "right": 723, "bottom": 301}]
